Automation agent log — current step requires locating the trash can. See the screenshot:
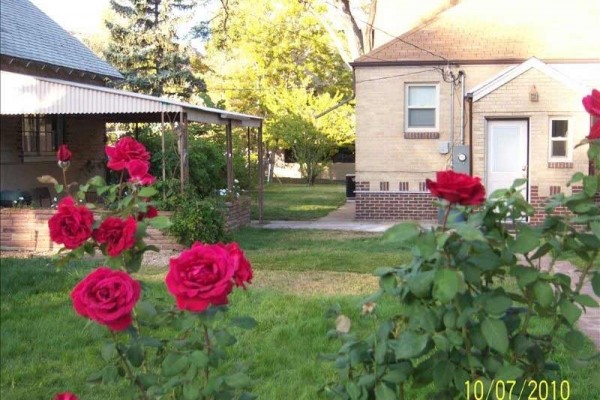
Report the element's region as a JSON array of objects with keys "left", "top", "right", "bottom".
[{"left": 345, "top": 174, "right": 356, "bottom": 199}]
